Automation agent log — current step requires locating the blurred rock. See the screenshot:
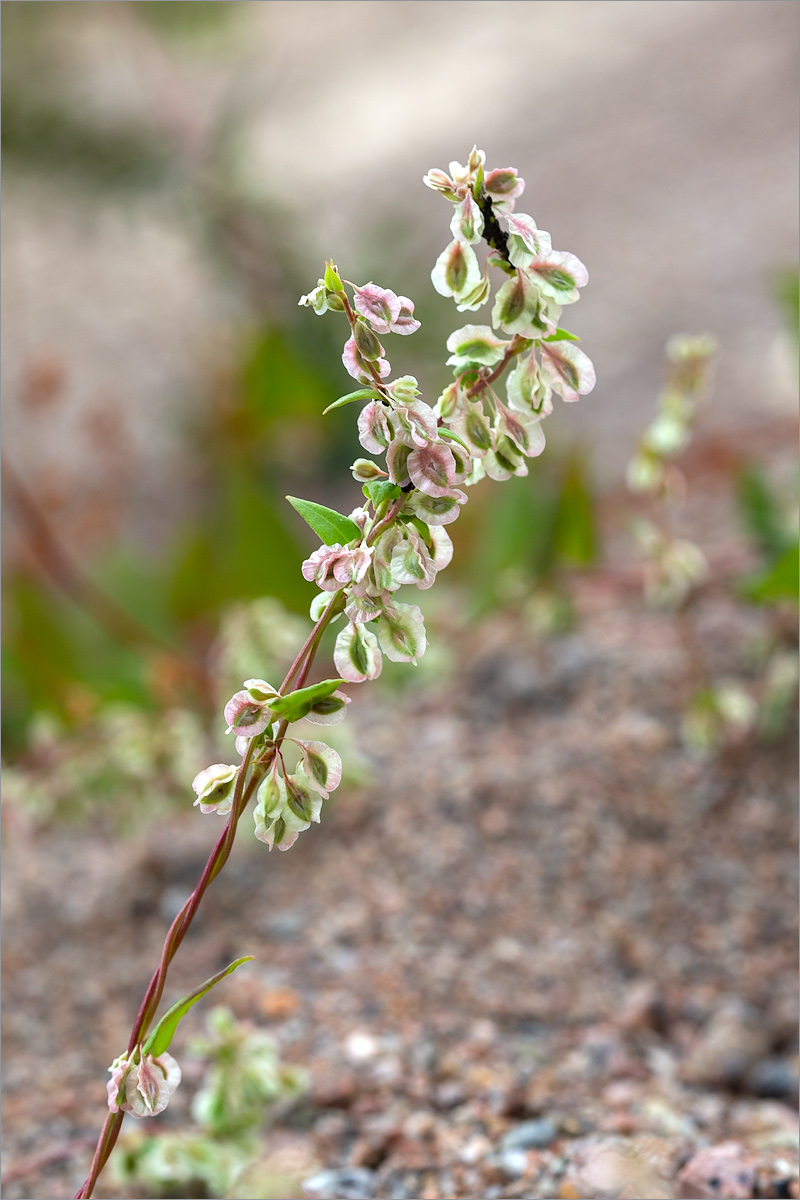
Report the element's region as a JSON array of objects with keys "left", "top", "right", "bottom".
[
  {"left": 500, "top": 1117, "right": 559, "bottom": 1150},
  {"left": 569, "top": 1135, "right": 677, "bottom": 1199},
  {"left": 302, "top": 1166, "right": 375, "bottom": 1199},
  {"left": 747, "top": 1057, "right": 799, "bottom": 1103},
  {"left": 677, "top": 1142, "right": 756, "bottom": 1200},
  {"left": 494, "top": 1147, "right": 529, "bottom": 1177},
  {"left": 681, "top": 1000, "right": 771, "bottom": 1088},
  {"left": 617, "top": 980, "right": 669, "bottom": 1034}
]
